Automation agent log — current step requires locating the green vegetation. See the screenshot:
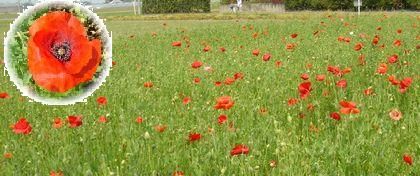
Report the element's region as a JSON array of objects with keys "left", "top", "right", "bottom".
[
  {"left": 141, "top": 0, "right": 211, "bottom": 14},
  {"left": 0, "top": 11, "right": 418, "bottom": 175}
]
